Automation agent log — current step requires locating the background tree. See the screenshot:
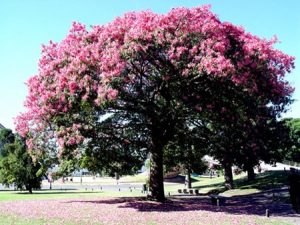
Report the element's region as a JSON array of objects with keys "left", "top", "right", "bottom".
[
  {"left": 79, "top": 114, "right": 147, "bottom": 177},
  {"left": 0, "top": 135, "right": 43, "bottom": 193},
  {"left": 16, "top": 6, "right": 294, "bottom": 201},
  {"left": 235, "top": 114, "right": 291, "bottom": 181},
  {"left": 164, "top": 123, "right": 209, "bottom": 188},
  {"left": 0, "top": 129, "right": 15, "bottom": 157},
  {"left": 283, "top": 118, "right": 300, "bottom": 162}
]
